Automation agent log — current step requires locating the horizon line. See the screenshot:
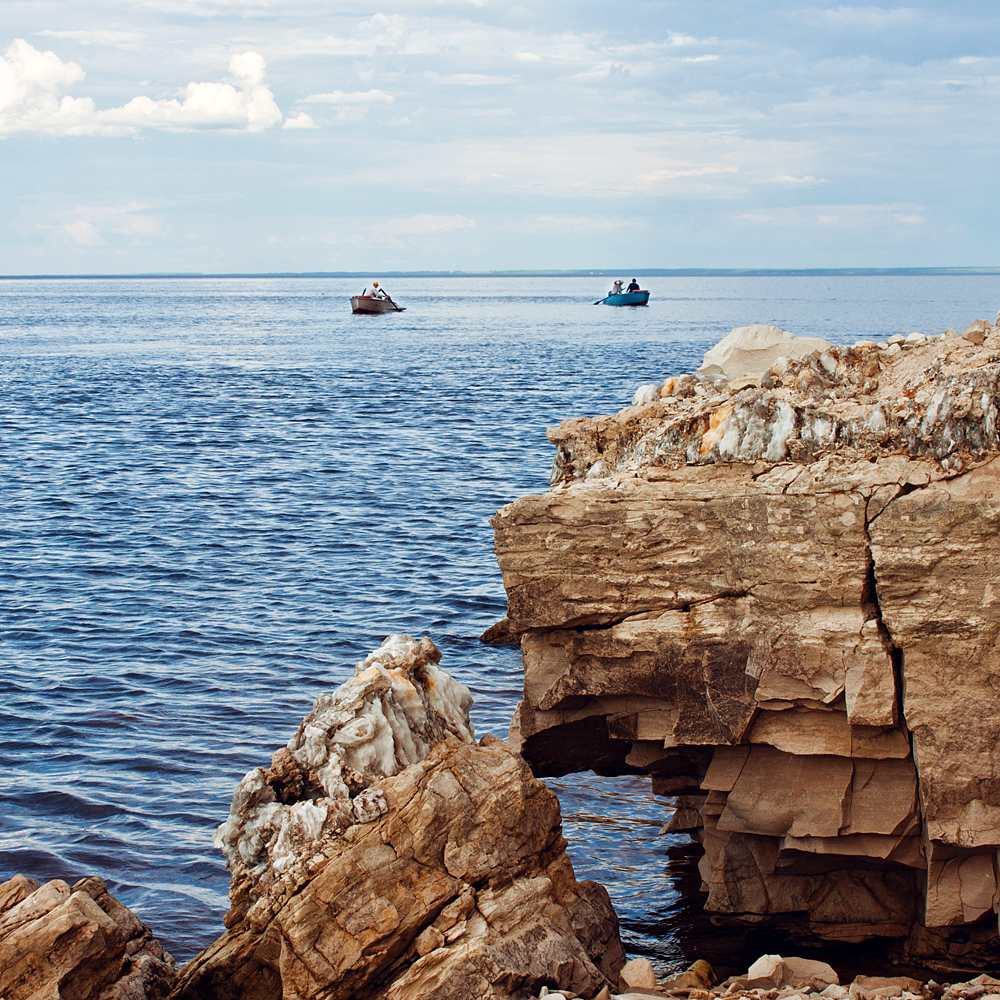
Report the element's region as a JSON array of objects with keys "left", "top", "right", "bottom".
[{"left": 1, "top": 267, "right": 999, "bottom": 280}]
